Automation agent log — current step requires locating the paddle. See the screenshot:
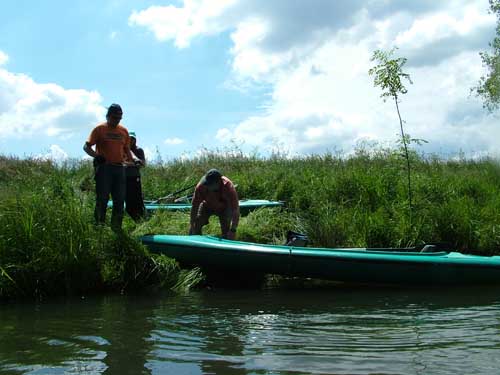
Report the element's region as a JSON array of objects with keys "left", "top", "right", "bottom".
[
  {"left": 174, "top": 193, "right": 193, "bottom": 203},
  {"left": 151, "top": 183, "right": 238, "bottom": 204},
  {"left": 151, "top": 184, "right": 196, "bottom": 204},
  {"left": 172, "top": 183, "right": 239, "bottom": 203}
]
